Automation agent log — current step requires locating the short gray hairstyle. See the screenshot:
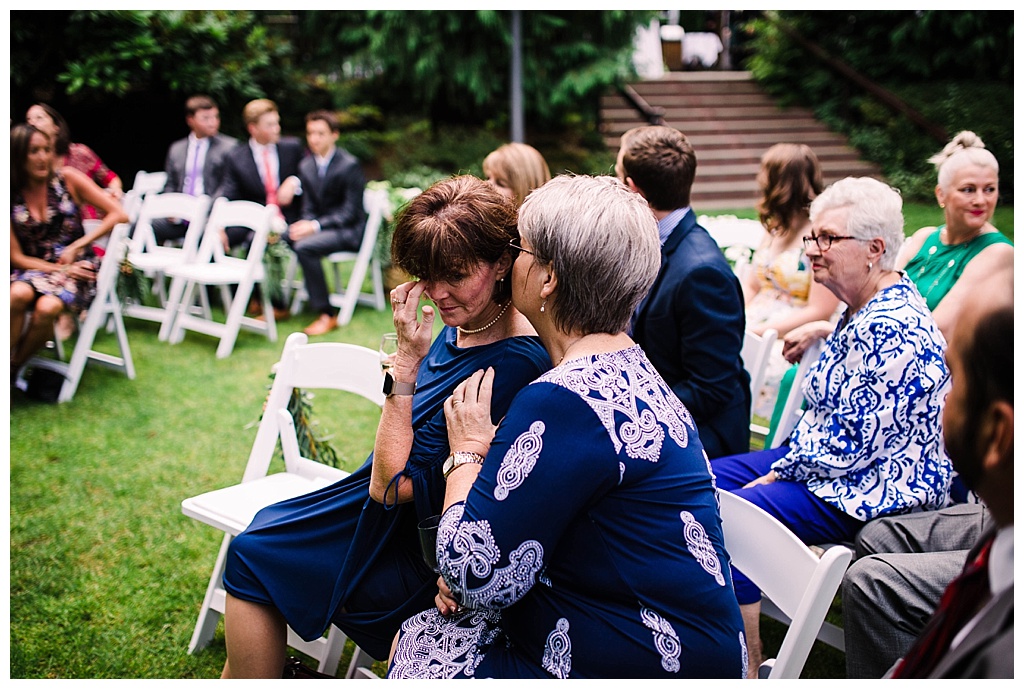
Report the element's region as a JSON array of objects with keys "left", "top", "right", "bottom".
[
  {"left": 929, "top": 130, "right": 999, "bottom": 191},
  {"left": 518, "top": 174, "right": 661, "bottom": 334},
  {"left": 809, "top": 177, "right": 904, "bottom": 270}
]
